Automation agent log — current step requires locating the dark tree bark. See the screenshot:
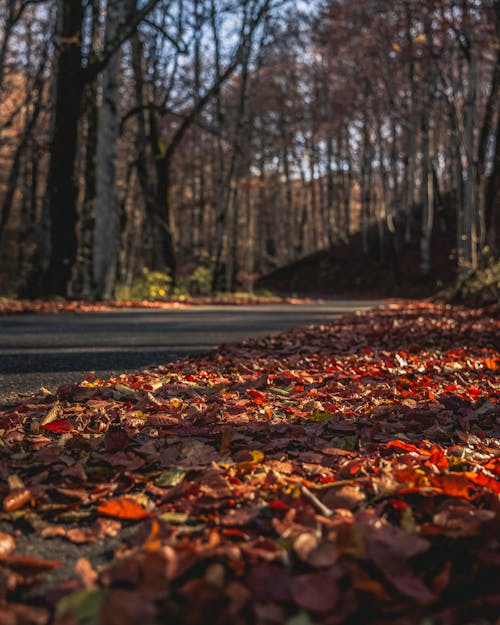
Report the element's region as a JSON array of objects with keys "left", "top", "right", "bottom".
[
  {"left": 148, "top": 110, "right": 177, "bottom": 280},
  {"left": 41, "top": 0, "right": 85, "bottom": 297},
  {"left": 73, "top": 0, "right": 100, "bottom": 297}
]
